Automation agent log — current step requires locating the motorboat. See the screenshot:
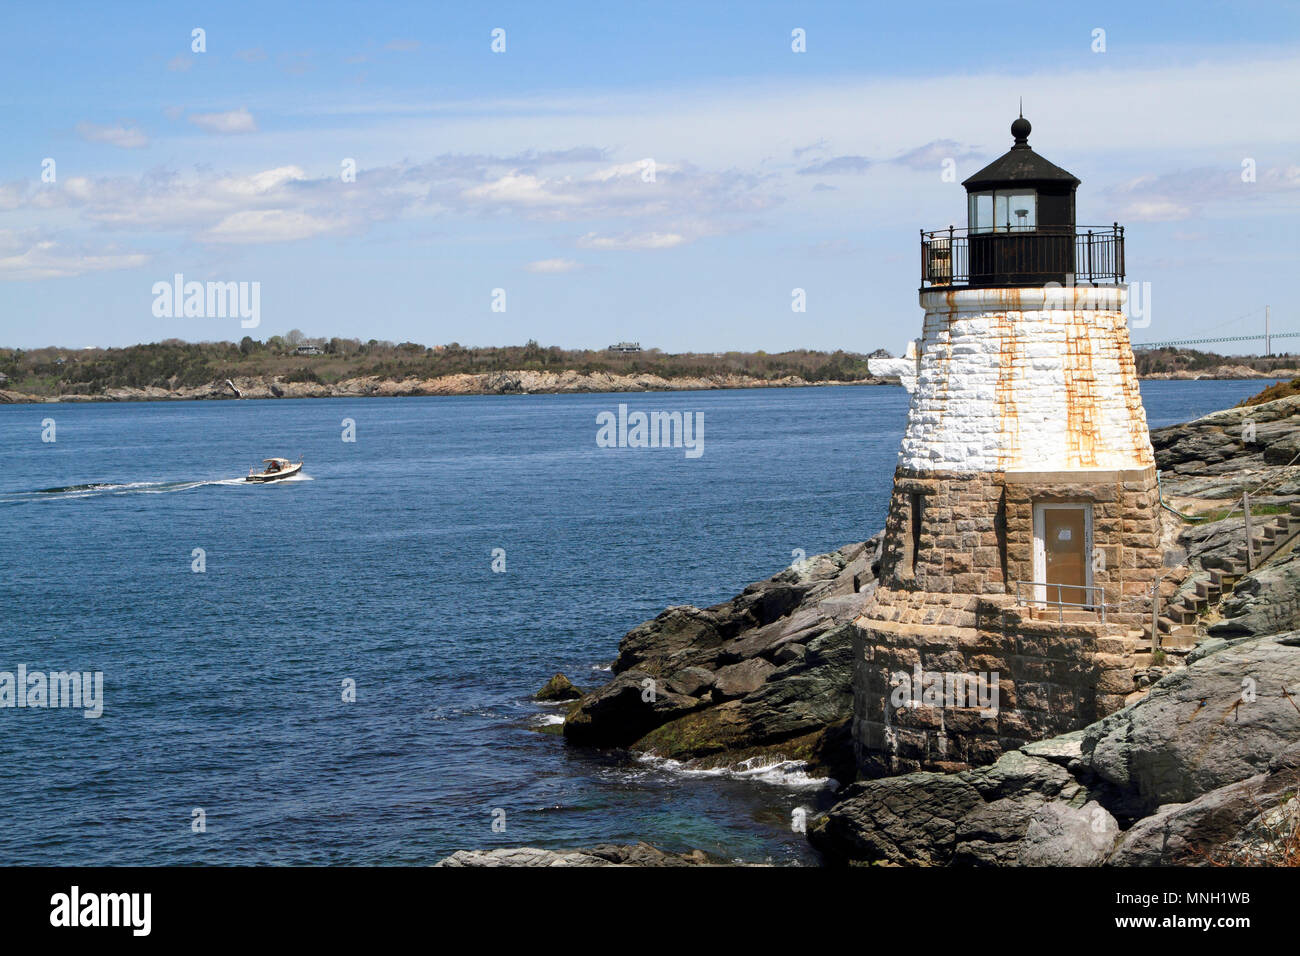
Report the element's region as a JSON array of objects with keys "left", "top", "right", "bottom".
[{"left": 245, "top": 457, "right": 303, "bottom": 482}]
